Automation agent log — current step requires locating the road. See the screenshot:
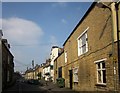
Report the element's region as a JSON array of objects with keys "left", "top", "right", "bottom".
[
  {"left": 2, "top": 82, "right": 50, "bottom": 93},
  {"left": 2, "top": 80, "right": 78, "bottom": 93}
]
